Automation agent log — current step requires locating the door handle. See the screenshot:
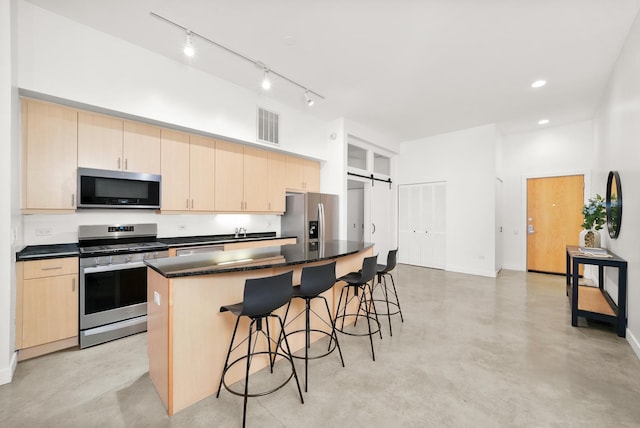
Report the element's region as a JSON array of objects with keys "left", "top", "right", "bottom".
[
  {"left": 372, "top": 223, "right": 376, "bottom": 234},
  {"left": 528, "top": 224, "right": 534, "bottom": 234}
]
